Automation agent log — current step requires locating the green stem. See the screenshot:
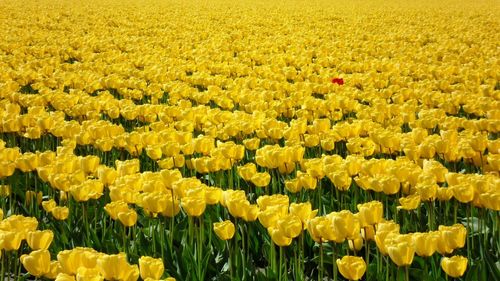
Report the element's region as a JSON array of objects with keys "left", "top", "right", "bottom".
[
  {"left": 319, "top": 239, "right": 324, "bottom": 281},
  {"left": 197, "top": 216, "right": 204, "bottom": 280},
  {"left": 405, "top": 266, "right": 409, "bottom": 281},
  {"left": 122, "top": 225, "right": 127, "bottom": 252},
  {"left": 227, "top": 241, "right": 234, "bottom": 280},
  {"left": 453, "top": 200, "right": 458, "bottom": 224},
  {"left": 385, "top": 256, "right": 389, "bottom": 281},
  {"left": 279, "top": 246, "right": 283, "bottom": 281},
  {"left": 332, "top": 243, "right": 337, "bottom": 281}
]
